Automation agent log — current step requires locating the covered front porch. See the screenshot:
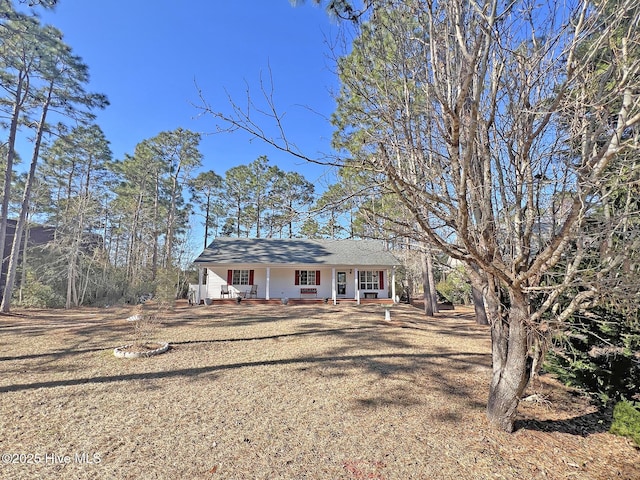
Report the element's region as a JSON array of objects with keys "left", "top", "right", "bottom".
[
  {"left": 189, "top": 296, "right": 395, "bottom": 306},
  {"left": 191, "top": 265, "right": 397, "bottom": 306}
]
